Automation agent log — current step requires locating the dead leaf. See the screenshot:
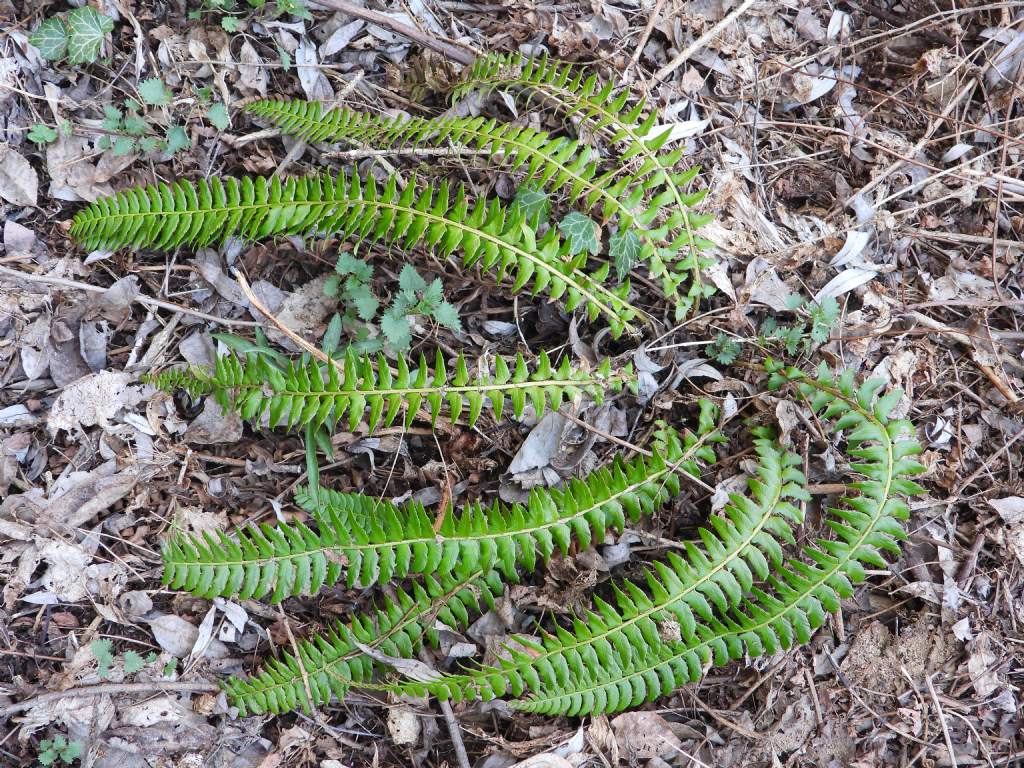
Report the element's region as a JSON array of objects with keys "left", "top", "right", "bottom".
[
  {"left": 387, "top": 706, "right": 421, "bottom": 746},
  {"left": 0, "top": 145, "right": 38, "bottom": 206},
  {"left": 610, "top": 711, "right": 682, "bottom": 761},
  {"left": 184, "top": 399, "right": 243, "bottom": 445},
  {"left": 48, "top": 371, "right": 147, "bottom": 434},
  {"left": 296, "top": 37, "right": 333, "bottom": 101}
]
